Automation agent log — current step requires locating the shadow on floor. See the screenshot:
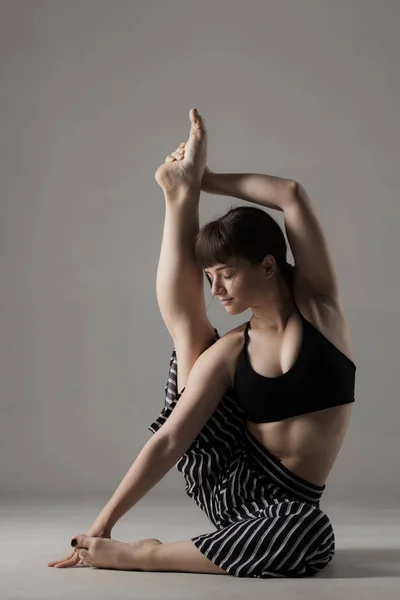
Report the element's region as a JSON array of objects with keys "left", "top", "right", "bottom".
[{"left": 319, "top": 548, "right": 400, "bottom": 578}]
